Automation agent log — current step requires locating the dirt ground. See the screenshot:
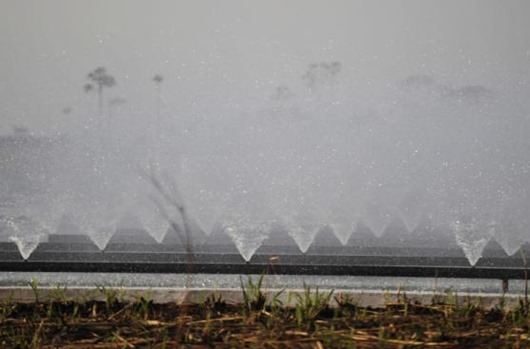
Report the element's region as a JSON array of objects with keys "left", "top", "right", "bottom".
[{"left": 1, "top": 282, "right": 529, "bottom": 348}]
